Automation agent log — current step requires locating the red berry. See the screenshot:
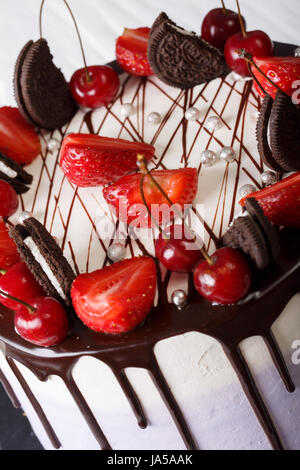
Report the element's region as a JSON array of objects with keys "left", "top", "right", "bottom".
[
  {"left": 193, "top": 247, "right": 252, "bottom": 305},
  {"left": 116, "top": 27, "right": 153, "bottom": 76},
  {"left": 0, "top": 220, "right": 20, "bottom": 270},
  {"left": 0, "top": 107, "right": 41, "bottom": 165},
  {"left": 224, "top": 30, "right": 274, "bottom": 77},
  {"left": 252, "top": 56, "right": 300, "bottom": 99},
  {"left": 0, "top": 180, "right": 19, "bottom": 217},
  {"left": 103, "top": 168, "right": 198, "bottom": 228},
  {"left": 201, "top": 8, "right": 246, "bottom": 52},
  {"left": 240, "top": 171, "right": 300, "bottom": 228},
  {"left": 155, "top": 224, "right": 204, "bottom": 273},
  {"left": 14, "top": 297, "right": 69, "bottom": 347},
  {"left": 60, "top": 133, "right": 155, "bottom": 187},
  {"left": 0, "top": 262, "right": 44, "bottom": 310},
  {"left": 71, "top": 256, "right": 156, "bottom": 334},
  {"left": 70, "top": 65, "right": 120, "bottom": 109}
]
